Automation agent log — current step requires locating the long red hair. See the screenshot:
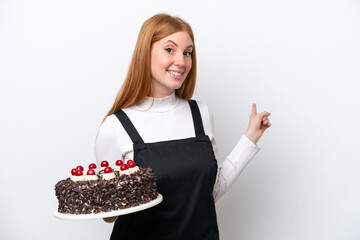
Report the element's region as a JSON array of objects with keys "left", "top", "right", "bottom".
[{"left": 104, "top": 13, "right": 197, "bottom": 119}]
